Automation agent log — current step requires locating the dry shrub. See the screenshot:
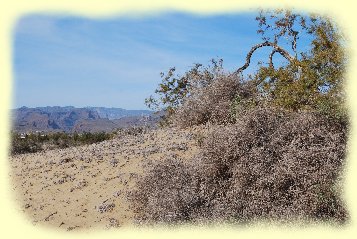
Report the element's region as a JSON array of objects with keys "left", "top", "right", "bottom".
[
  {"left": 171, "top": 74, "right": 254, "bottom": 128},
  {"left": 200, "top": 107, "right": 348, "bottom": 223},
  {"left": 129, "top": 158, "right": 203, "bottom": 225},
  {"left": 130, "top": 107, "right": 348, "bottom": 225}
]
